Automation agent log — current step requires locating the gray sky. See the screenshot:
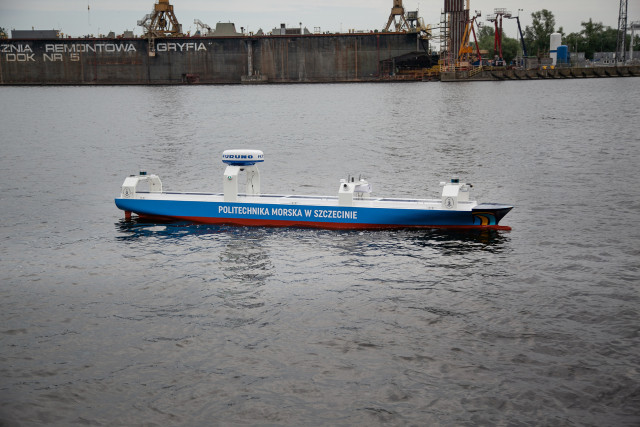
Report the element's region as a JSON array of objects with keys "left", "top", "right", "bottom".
[{"left": 0, "top": 0, "right": 637, "bottom": 39}]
